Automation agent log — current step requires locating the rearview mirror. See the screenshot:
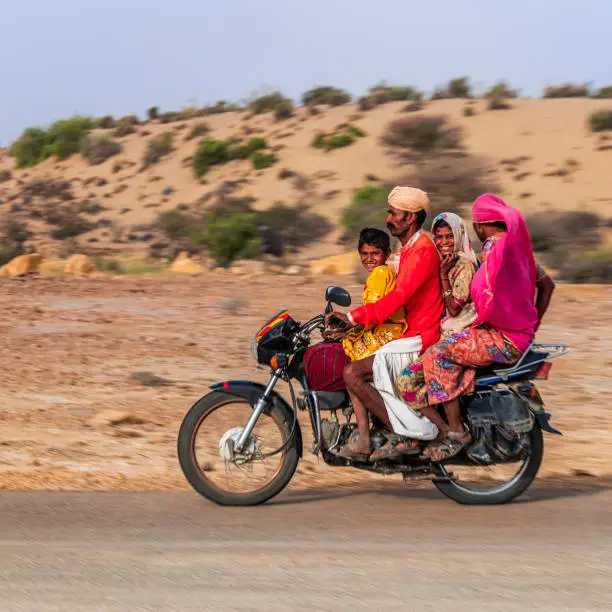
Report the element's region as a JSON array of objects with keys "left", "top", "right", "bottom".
[{"left": 325, "top": 286, "right": 351, "bottom": 308}]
